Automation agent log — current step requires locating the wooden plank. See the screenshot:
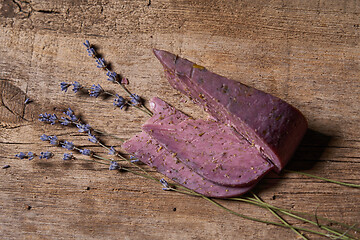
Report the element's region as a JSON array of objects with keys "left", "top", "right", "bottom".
[{"left": 0, "top": 0, "right": 359, "bottom": 239}]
